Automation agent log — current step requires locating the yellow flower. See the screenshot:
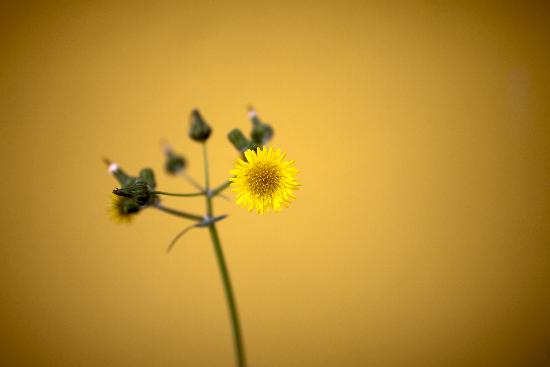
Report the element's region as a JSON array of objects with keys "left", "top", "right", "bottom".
[
  {"left": 229, "top": 146, "right": 299, "bottom": 214},
  {"left": 109, "top": 194, "right": 139, "bottom": 224}
]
